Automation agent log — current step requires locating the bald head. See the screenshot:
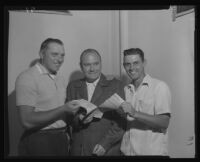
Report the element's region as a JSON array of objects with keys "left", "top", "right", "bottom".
[{"left": 80, "top": 49, "right": 102, "bottom": 82}]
